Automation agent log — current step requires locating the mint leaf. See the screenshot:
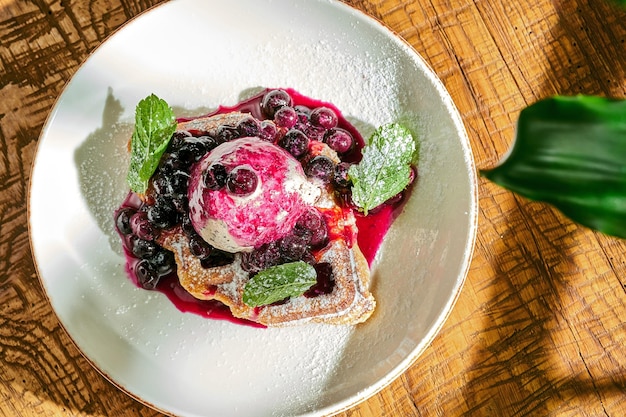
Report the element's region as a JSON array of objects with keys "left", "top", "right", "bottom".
[
  {"left": 127, "top": 94, "right": 176, "bottom": 193},
  {"left": 349, "top": 123, "right": 417, "bottom": 214},
  {"left": 243, "top": 261, "right": 317, "bottom": 307}
]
